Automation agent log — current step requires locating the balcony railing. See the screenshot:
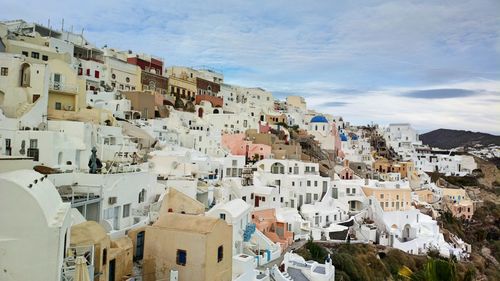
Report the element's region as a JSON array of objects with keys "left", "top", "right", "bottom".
[{"left": 49, "top": 81, "right": 78, "bottom": 94}]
